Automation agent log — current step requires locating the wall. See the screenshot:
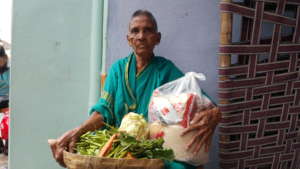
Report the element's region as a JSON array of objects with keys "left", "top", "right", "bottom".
[
  {"left": 10, "top": 0, "right": 103, "bottom": 169},
  {"left": 106, "top": 1, "right": 220, "bottom": 168},
  {"left": 10, "top": 0, "right": 221, "bottom": 169}
]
